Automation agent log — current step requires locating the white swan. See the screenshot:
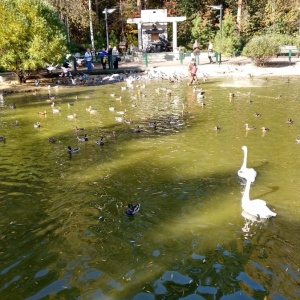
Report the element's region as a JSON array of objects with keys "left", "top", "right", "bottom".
[
  {"left": 242, "top": 178, "right": 276, "bottom": 219},
  {"left": 238, "top": 146, "right": 257, "bottom": 183}
]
